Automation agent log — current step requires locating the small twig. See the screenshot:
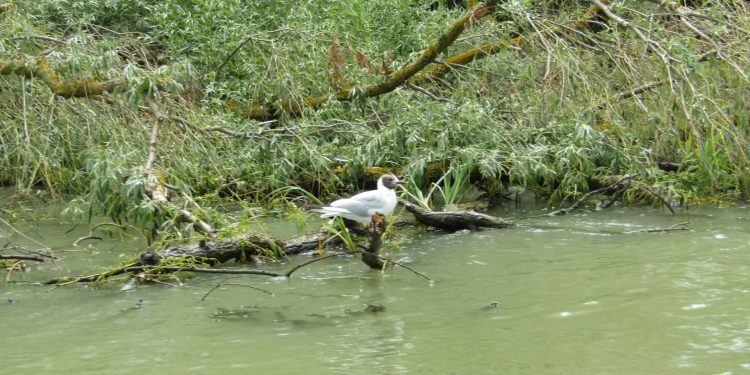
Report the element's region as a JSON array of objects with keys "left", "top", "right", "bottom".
[
  {"left": 46, "top": 263, "right": 137, "bottom": 286},
  {"left": 613, "top": 80, "right": 666, "bottom": 101},
  {"left": 284, "top": 252, "right": 345, "bottom": 277},
  {"left": 404, "top": 81, "right": 447, "bottom": 102},
  {"left": 73, "top": 222, "right": 146, "bottom": 246},
  {"left": 72, "top": 236, "right": 103, "bottom": 246},
  {"left": 127, "top": 266, "right": 282, "bottom": 277},
  {"left": 591, "top": 0, "right": 675, "bottom": 71},
  {"left": 355, "top": 244, "right": 432, "bottom": 282},
  {"left": 142, "top": 99, "right": 217, "bottom": 238},
  {"left": 201, "top": 277, "right": 273, "bottom": 302},
  {"left": 216, "top": 34, "right": 274, "bottom": 73},
  {"left": 63, "top": 223, "right": 80, "bottom": 235},
  {"left": 0, "top": 218, "right": 51, "bottom": 251}
]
